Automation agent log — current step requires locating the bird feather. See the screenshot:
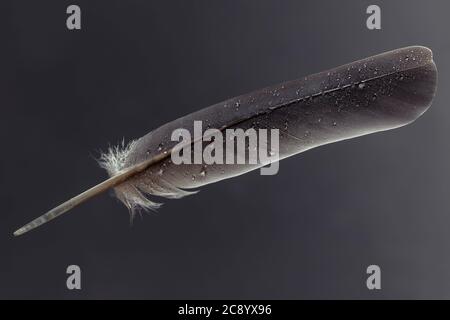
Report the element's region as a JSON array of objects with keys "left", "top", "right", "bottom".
[{"left": 14, "top": 46, "right": 437, "bottom": 236}]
